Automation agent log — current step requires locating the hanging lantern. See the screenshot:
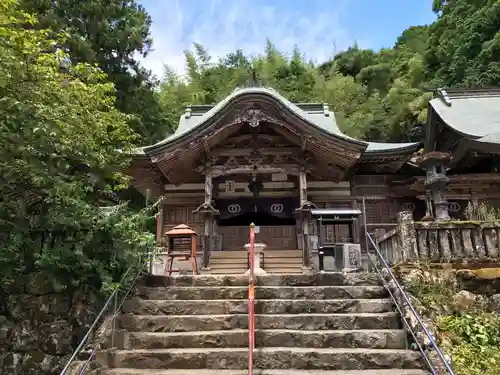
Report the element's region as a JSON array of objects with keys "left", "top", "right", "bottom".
[{"left": 248, "top": 175, "right": 263, "bottom": 197}]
